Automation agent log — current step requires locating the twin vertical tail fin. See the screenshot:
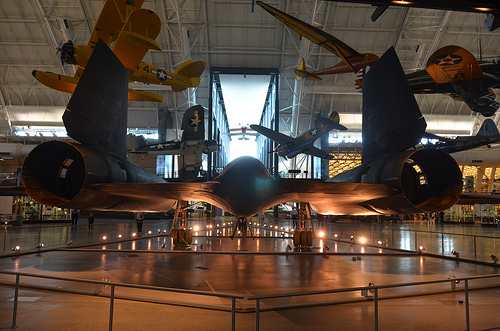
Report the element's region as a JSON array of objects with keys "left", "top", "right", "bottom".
[
  {"left": 361, "top": 47, "right": 426, "bottom": 163},
  {"left": 63, "top": 39, "right": 129, "bottom": 158}
]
